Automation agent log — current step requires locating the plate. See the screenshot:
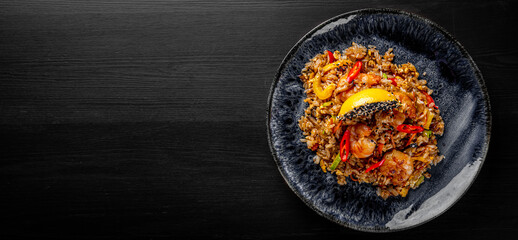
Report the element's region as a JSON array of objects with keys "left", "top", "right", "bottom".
[{"left": 267, "top": 9, "right": 491, "bottom": 232}]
